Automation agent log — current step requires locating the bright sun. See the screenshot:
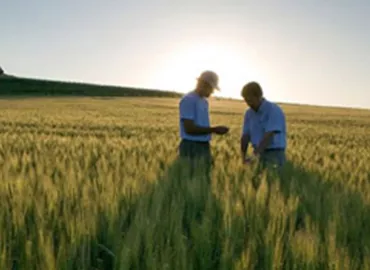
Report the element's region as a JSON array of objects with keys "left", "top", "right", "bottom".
[{"left": 151, "top": 43, "right": 267, "bottom": 99}]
